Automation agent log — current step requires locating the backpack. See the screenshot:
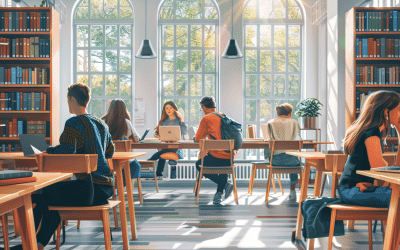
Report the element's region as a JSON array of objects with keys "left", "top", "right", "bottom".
[{"left": 210, "top": 112, "right": 243, "bottom": 150}]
